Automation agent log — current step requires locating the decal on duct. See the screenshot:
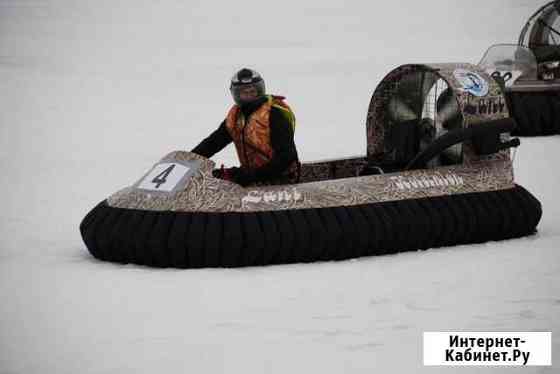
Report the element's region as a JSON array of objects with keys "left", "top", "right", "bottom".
[{"left": 453, "top": 69, "right": 489, "bottom": 97}]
